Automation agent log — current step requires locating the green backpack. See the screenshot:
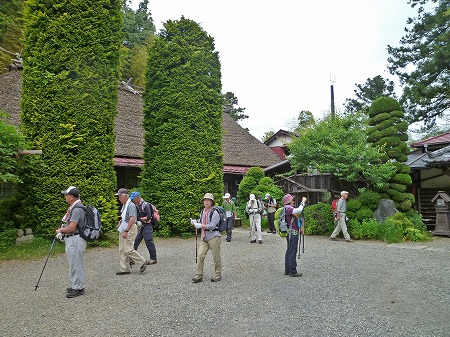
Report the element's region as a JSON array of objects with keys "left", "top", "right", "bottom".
[{"left": 274, "top": 206, "right": 290, "bottom": 238}]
